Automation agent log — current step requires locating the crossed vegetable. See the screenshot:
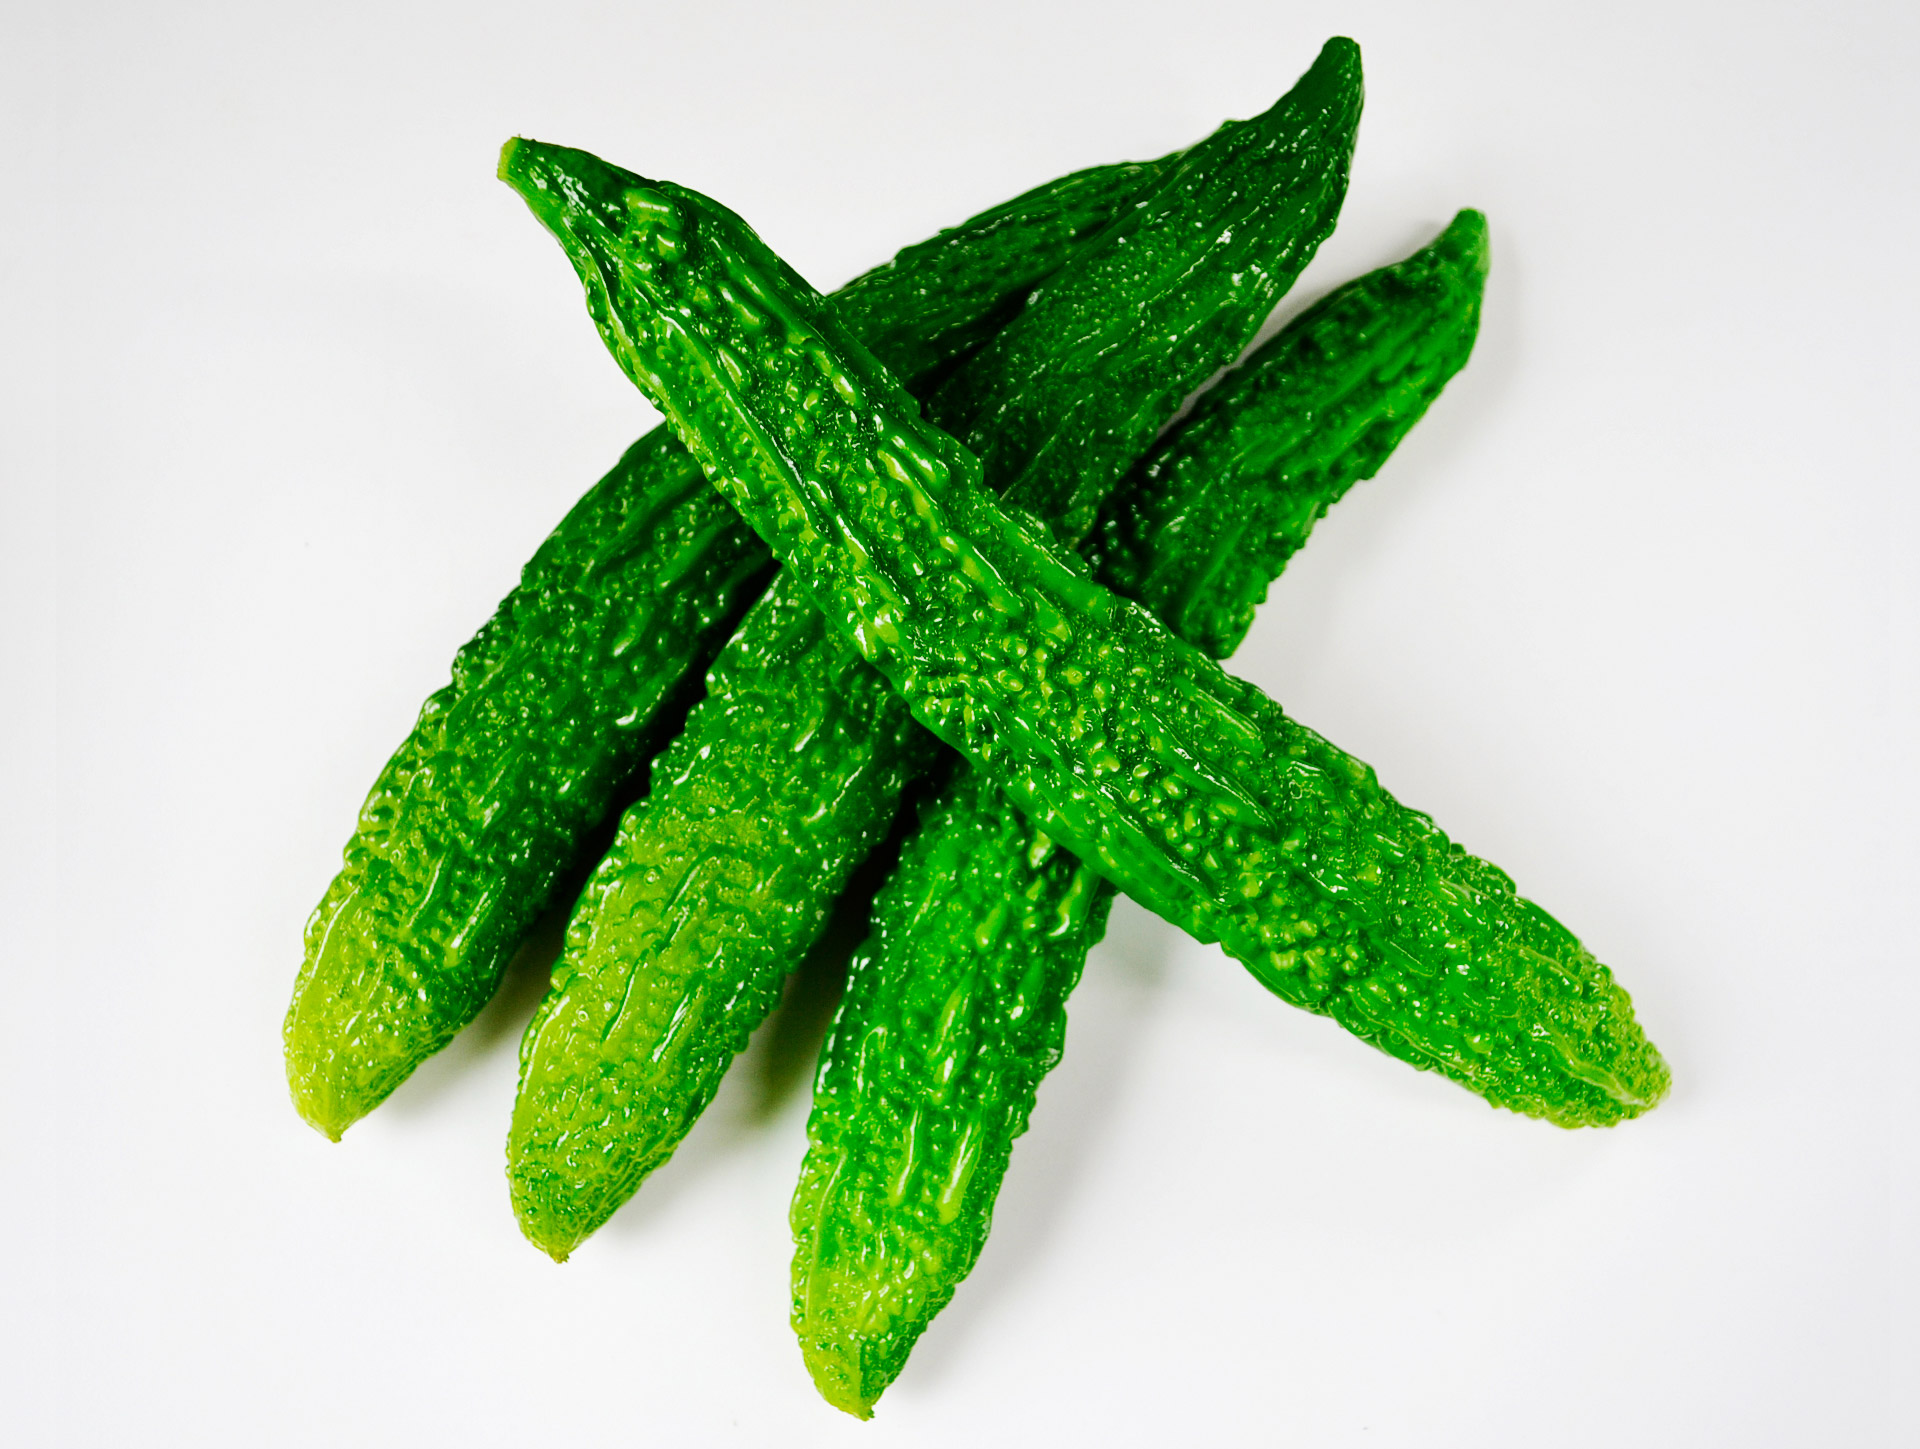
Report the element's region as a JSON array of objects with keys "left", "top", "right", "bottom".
[{"left": 285, "top": 38, "right": 1667, "bottom": 1418}]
